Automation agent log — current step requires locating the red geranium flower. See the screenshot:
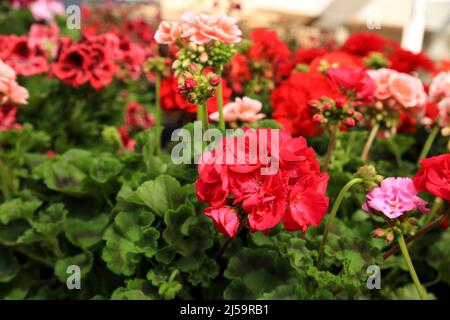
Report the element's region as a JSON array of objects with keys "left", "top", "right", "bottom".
[
  {"left": 342, "top": 32, "right": 391, "bottom": 57},
  {"left": 0, "top": 103, "right": 21, "bottom": 131},
  {"left": 270, "top": 71, "right": 342, "bottom": 136},
  {"left": 196, "top": 128, "right": 329, "bottom": 234},
  {"left": 326, "top": 67, "right": 375, "bottom": 101},
  {"left": 413, "top": 153, "right": 450, "bottom": 201},
  {"left": 0, "top": 35, "right": 49, "bottom": 76},
  {"left": 124, "top": 101, "right": 155, "bottom": 131},
  {"left": 309, "top": 51, "right": 362, "bottom": 72}
]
